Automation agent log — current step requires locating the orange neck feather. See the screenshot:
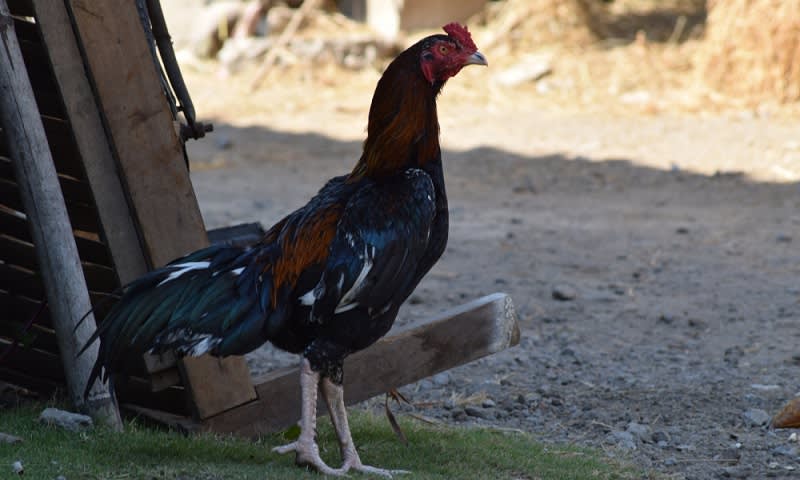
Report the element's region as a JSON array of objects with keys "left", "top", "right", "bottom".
[{"left": 349, "top": 56, "right": 441, "bottom": 181}]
